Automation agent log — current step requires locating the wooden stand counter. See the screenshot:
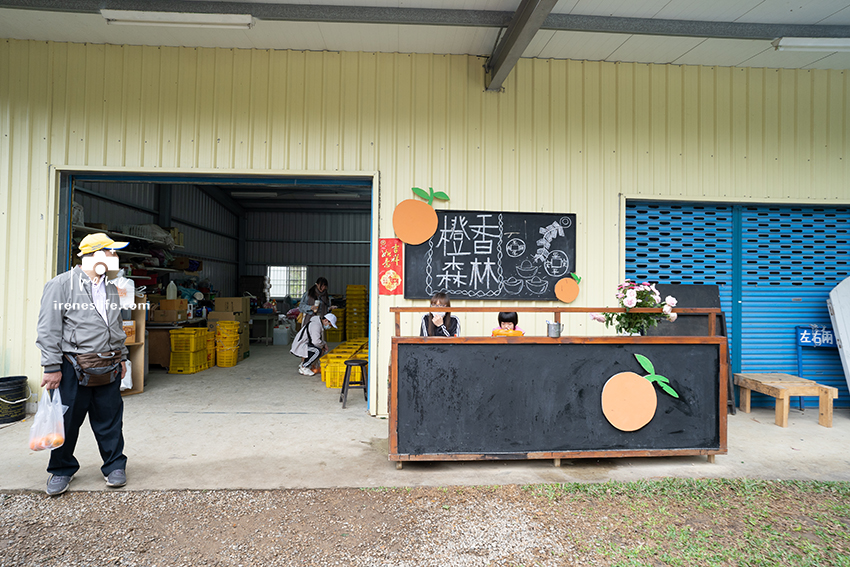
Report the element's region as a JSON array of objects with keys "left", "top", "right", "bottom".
[{"left": 389, "top": 307, "right": 727, "bottom": 465}]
